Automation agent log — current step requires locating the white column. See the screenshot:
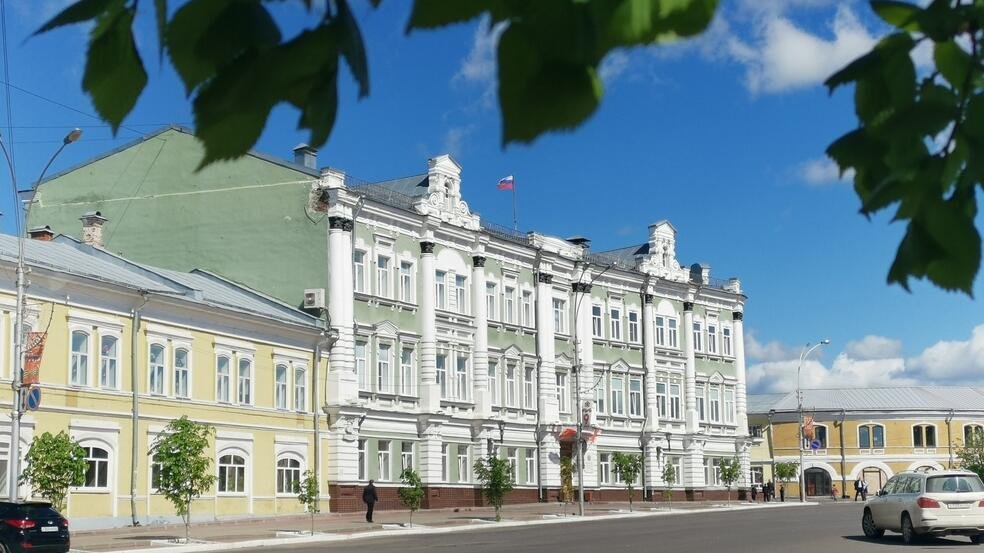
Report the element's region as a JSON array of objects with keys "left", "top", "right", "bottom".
[
  {"left": 419, "top": 240, "right": 440, "bottom": 412},
  {"left": 472, "top": 254, "right": 490, "bottom": 417},
  {"left": 732, "top": 311, "right": 748, "bottom": 433},
  {"left": 642, "top": 293, "right": 659, "bottom": 432},
  {"left": 326, "top": 216, "right": 356, "bottom": 405},
  {"left": 643, "top": 436, "right": 661, "bottom": 490},
  {"left": 535, "top": 272, "right": 557, "bottom": 422},
  {"left": 683, "top": 300, "right": 698, "bottom": 434},
  {"left": 684, "top": 443, "right": 706, "bottom": 488},
  {"left": 419, "top": 427, "right": 444, "bottom": 485}
]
